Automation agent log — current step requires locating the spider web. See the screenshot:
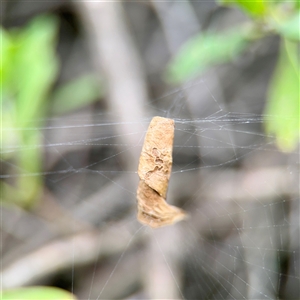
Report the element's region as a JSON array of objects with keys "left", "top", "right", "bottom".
[{"left": 1, "top": 75, "right": 299, "bottom": 300}]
